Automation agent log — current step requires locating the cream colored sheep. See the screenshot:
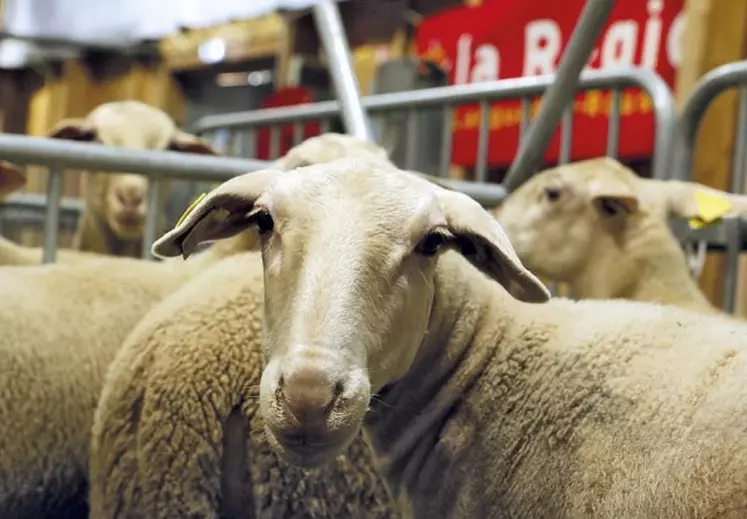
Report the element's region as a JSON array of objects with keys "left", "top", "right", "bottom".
[
  {"left": 89, "top": 250, "right": 396, "bottom": 518},
  {"left": 0, "top": 257, "right": 194, "bottom": 519},
  {"left": 155, "top": 158, "right": 747, "bottom": 519},
  {"left": 0, "top": 134, "right": 396, "bottom": 518},
  {"left": 44, "top": 100, "right": 219, "bottom": 258},
  {"left": 494, "top": 157, "right": 747, "bottom": 314}
]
